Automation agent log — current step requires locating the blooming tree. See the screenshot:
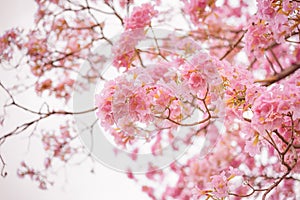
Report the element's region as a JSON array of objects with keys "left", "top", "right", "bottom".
[{"left": 1, "top": 0, "right": 300, "bottom": 199}]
